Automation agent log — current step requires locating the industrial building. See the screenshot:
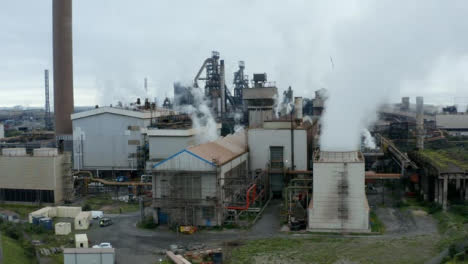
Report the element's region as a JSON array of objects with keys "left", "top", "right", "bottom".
[
  {"left": 71, "top": 106, "right": 175, "bottom": 174},
  {"left": 144, "top": 114, "right": 221, "bottom": 167},
  {"left": 150, "top": 130, "right": 248, "bottom": 226},
  {"left": 308, "top": 151, "right": 370, "bottom": 232},
  {"left": 64, "top": 248, "right": 115, "bottom": 264},
  {"left": 242, "top": 73, "right": 278, "bottom": 128},
  {"left": 0, "top": 148, "right": 72, "bottom": 204},
  {"left": 436, "top": 113, "right": 468, "bottom": 136}
]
